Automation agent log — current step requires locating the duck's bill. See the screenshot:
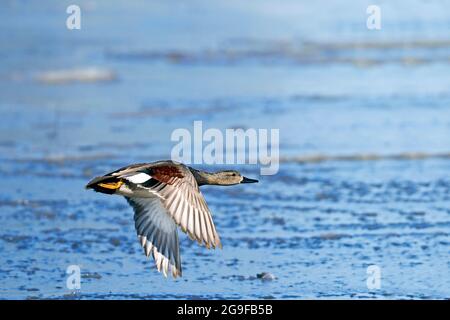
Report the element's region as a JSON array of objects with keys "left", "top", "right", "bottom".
[{"left": 242, "top": 176, "right": 259, "bottom": 183}]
